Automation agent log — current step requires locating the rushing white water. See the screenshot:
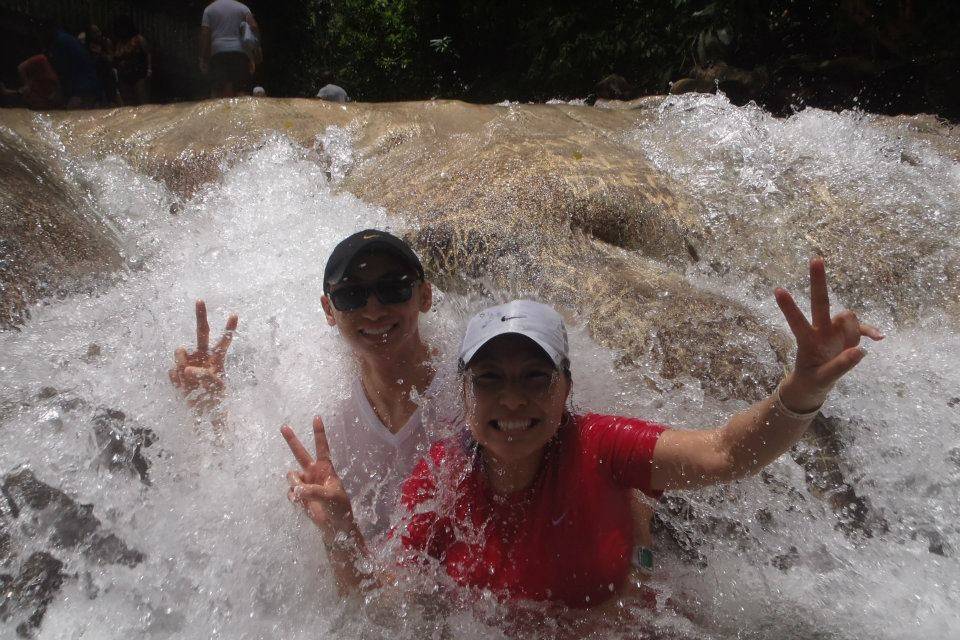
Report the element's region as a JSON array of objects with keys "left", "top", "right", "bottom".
[{"left": 1, "top": 99, "right": 958, "bottom": 639}]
